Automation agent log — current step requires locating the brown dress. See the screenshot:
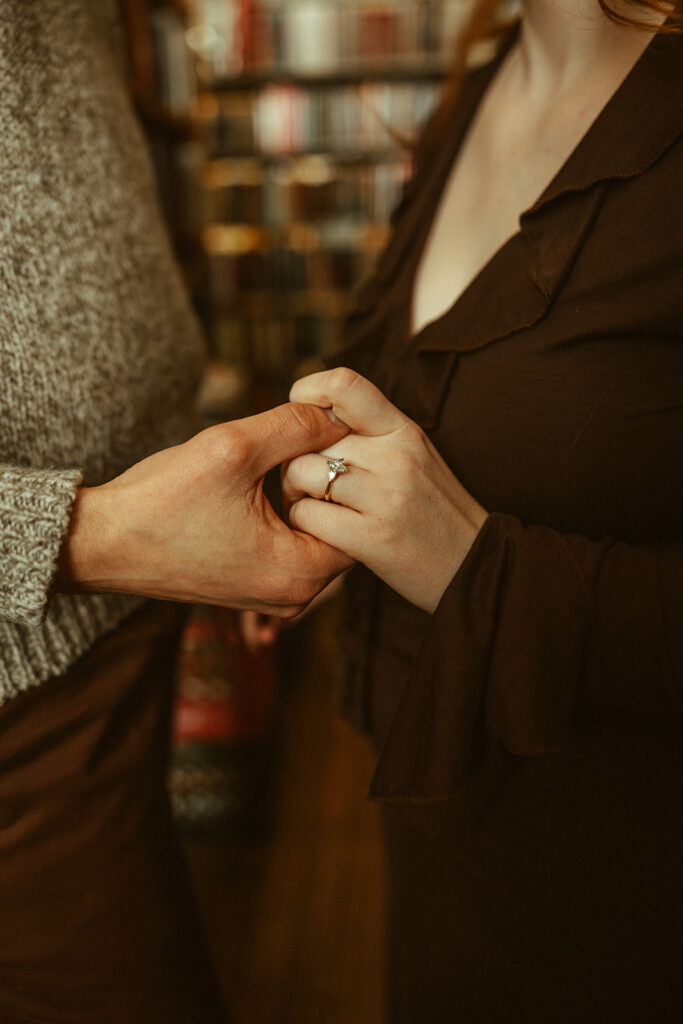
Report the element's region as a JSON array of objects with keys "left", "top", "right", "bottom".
[{"left": 332, "top": 28, "right": 683, "bottom": 1024}]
